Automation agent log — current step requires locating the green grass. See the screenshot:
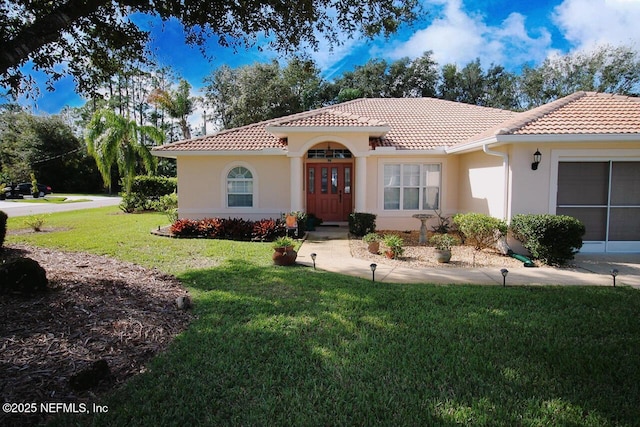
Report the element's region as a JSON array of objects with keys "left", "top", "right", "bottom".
[{"left": 5, "top": 207, "right": 640, "bottom": 426}]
